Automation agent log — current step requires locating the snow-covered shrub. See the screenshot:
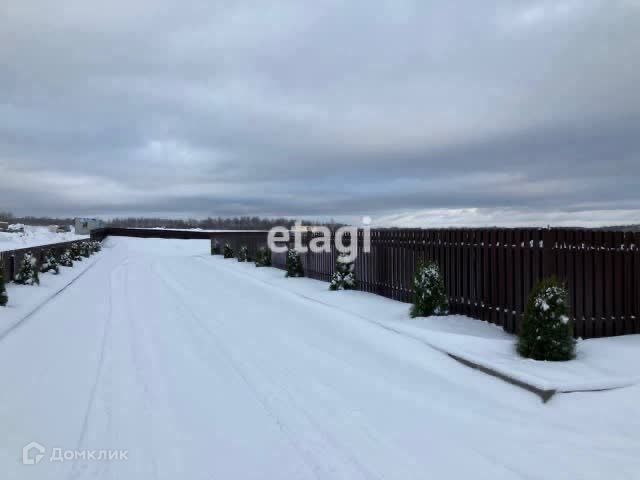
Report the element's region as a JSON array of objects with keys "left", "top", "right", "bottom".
[
  {"left": 80, "top": 242, "right": 92, "bottom": 258},
  {"left": 211, "top": 240, "right": 221, "bottom": 255},
  {"left": 410, "top": 261, "right": 448, "bottom": 317},
  {"left": 255, "top": 246, "right": 272, "bottom": 267},
  {"left": 237, "top": 245, "right": 249, "bottom": 262},
  {"left": 285, "top": 248, "right": 304, "bottom": 277},
  {"left": 90, "top": 240, "right": 102, "bottom": 253},
  {"left": 223, "top": 243, "right": 234, "bottom": 259},
  {"left": 59, "top": 250, "right": 74, "bottom": 267},
  {"left": 0, "top": 260, "right": 8, "bottom": 306},
  {"left": 517, "top": 277, "right": 575, "bottom": 361},
  {"left": 70, "top": 243, "right": 83, "bottom": 261},
  {"left": 329, "top": 253, "right": 356, "bottom": 291},
  {"left": 40, "top": 249, "right": 60, "bottom": 275},
  {"left": 15, "top": 253, "right": 40, "bottom": 286}
]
